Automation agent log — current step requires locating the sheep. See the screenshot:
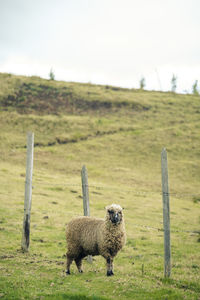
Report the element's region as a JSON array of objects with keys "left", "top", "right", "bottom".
[{"left": 65, "top": 204, "right": 126, "bottom": 276}]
